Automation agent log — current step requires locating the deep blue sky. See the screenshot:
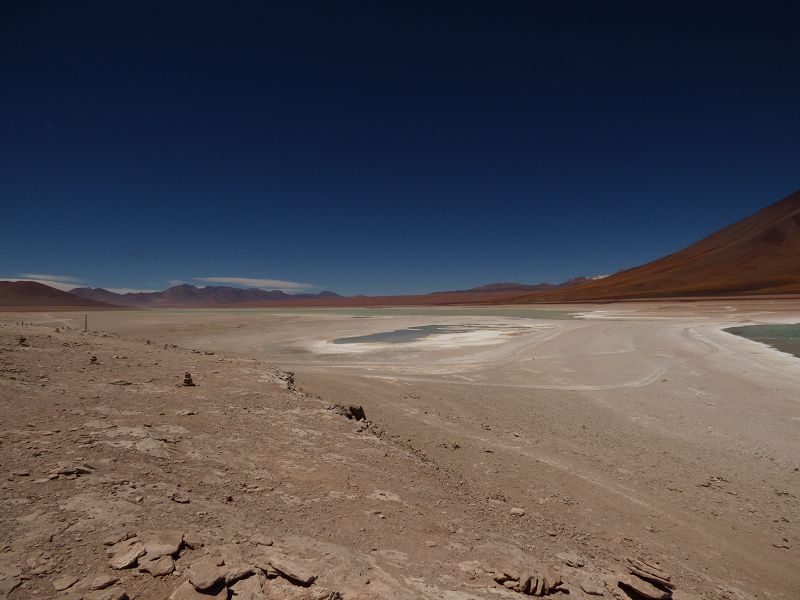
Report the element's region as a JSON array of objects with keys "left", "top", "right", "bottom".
[{"left": 2, "top": 2, "right": 799, "bottom": 295}]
